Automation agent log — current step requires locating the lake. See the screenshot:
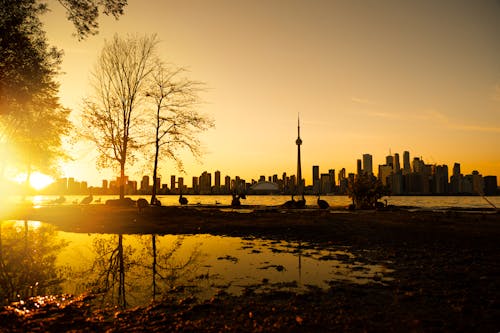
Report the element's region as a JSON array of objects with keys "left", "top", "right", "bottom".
[{"left": 7, "top": 194, "right": 500, "bottom": 210}]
